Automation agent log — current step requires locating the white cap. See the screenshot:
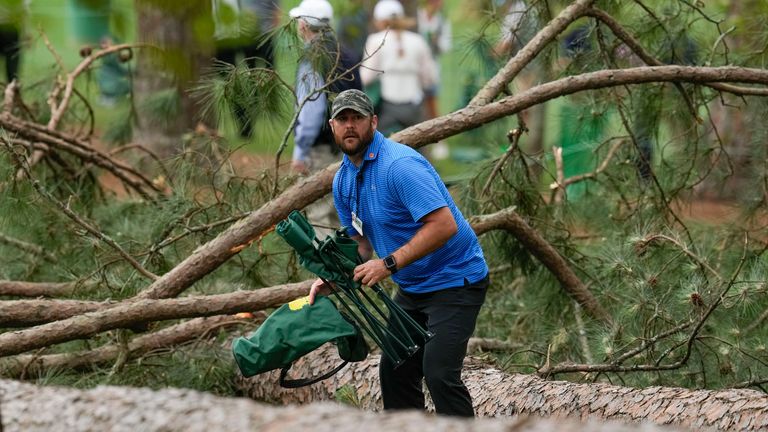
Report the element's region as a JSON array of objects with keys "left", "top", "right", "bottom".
[
  {"left": 373, "top": 0, "right": 405, "bottom": 21},
  {"left": 289, "top": 0, "right": 334, "bottom": 28}
]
